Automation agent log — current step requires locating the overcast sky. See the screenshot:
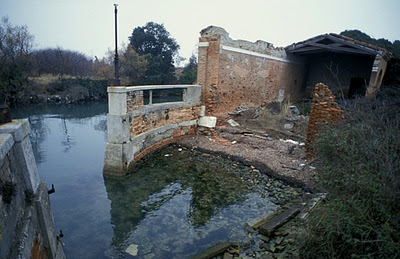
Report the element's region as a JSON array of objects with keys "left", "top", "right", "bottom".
[{"left": 2, "top": 0, "right": 400, "bottom": 64}]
